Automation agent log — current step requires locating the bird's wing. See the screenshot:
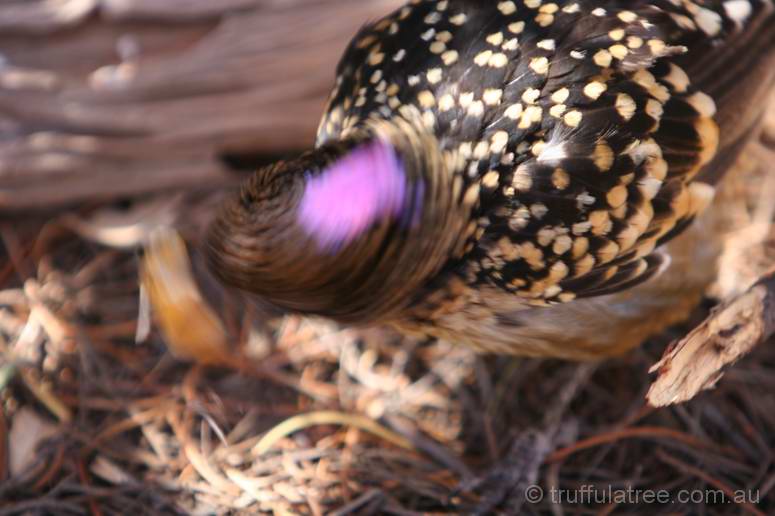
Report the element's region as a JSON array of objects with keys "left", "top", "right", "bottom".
[{"left": 476, "top": 0, "right": 772, "bottom": 304}]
